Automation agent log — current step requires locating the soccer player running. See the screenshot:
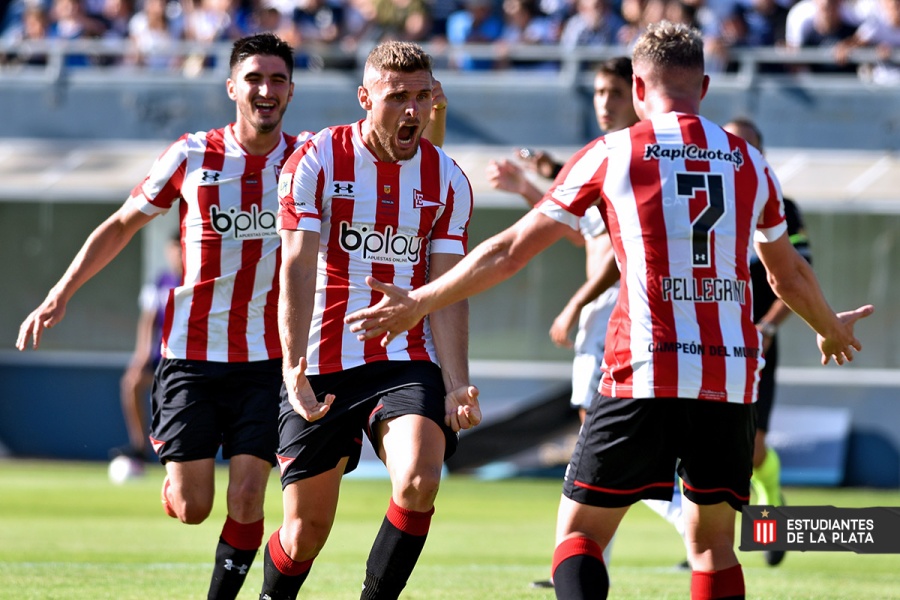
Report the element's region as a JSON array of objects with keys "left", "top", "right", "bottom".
[
  {"left": 17, "top": 33, "right": 309, "bottom": 600},
  {"left": 345, "top": 21, "right": 873, "bottom": 600},
  {"left": 258, "top": 41, "right": 480, "bottom": 600}
]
